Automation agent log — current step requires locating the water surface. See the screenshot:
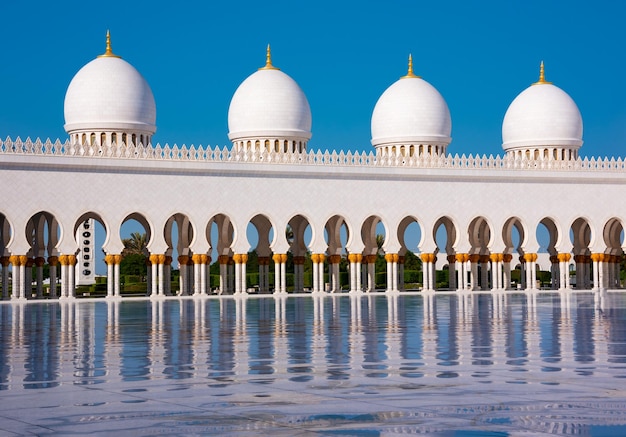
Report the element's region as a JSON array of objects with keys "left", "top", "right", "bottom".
[{"left": 0, "top": 291, "right": 625, "bottom": 436}]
